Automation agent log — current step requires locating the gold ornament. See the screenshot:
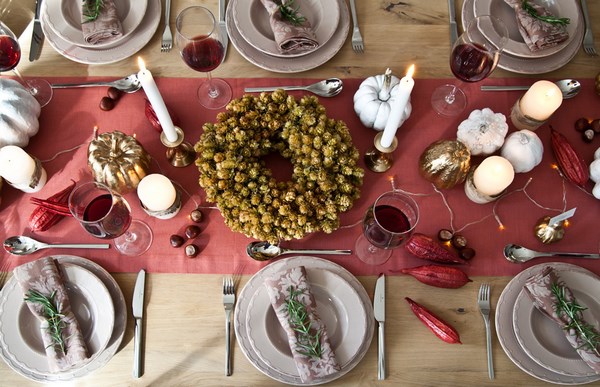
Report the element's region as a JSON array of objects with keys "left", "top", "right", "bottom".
[
  {"left": 534, "top": 216, "right": 565, "bottom": 244},
  {"left": 419, "top": 139, "right": 471, "bottom": 189},
  {"left": 87, "top": 129, "right": 152, "bottom": 194}
]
